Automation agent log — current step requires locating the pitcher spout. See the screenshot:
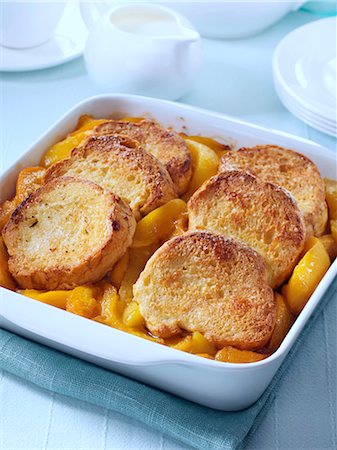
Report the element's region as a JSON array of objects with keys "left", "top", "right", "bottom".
[{"left": 171, "top": 27, "right": 200, "bottom": 44}]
